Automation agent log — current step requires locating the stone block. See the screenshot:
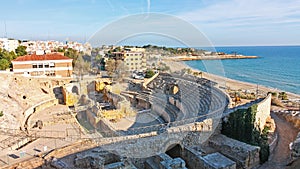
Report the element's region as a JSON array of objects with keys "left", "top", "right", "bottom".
[{"left": 203, "top": 152, "right": 236, "bottom": 169}]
